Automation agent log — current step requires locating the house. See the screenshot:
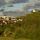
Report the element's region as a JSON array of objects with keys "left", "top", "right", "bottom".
[{"left": 31, "top": 9, "right": 40, "bottom": 13}]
